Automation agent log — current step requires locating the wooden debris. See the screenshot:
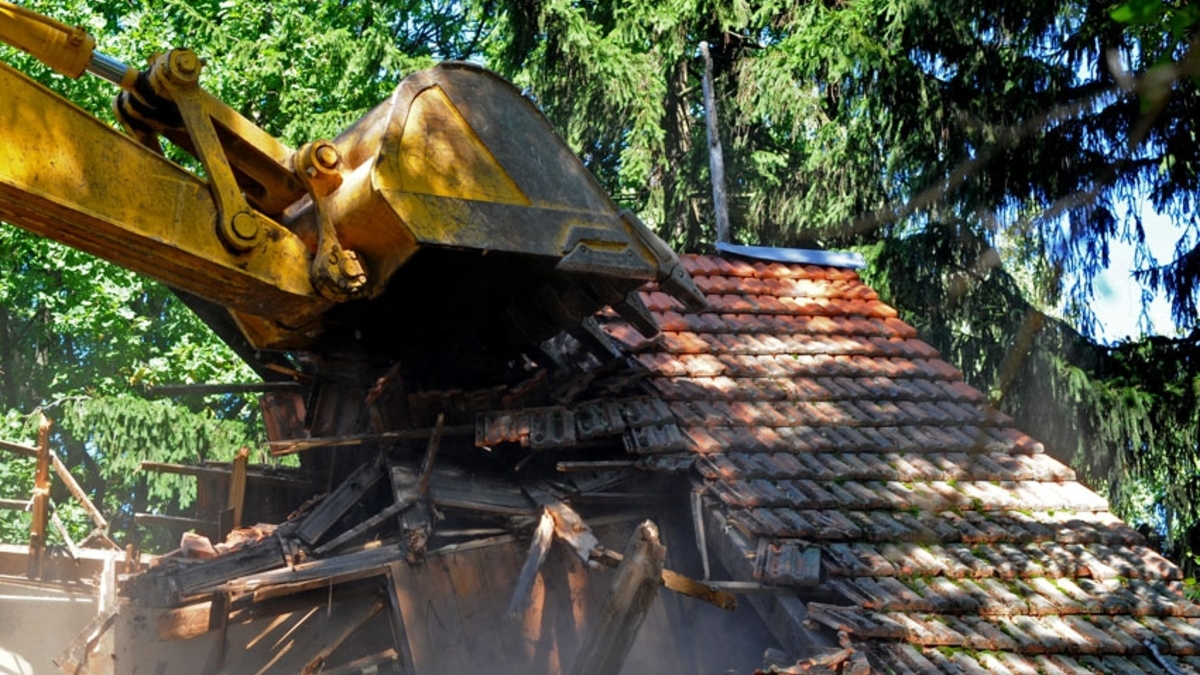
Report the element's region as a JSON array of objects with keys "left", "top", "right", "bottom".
[
  {"left": 556, "top": 460, "right": 638, "bottom": 473},
  {"left": 314, "top": 500, "right": 412, "bottom": 556},
  {"left": 155, "top": 534, "right": 288, "bottom": 601},
  {"left": 227, "top": 447, "right": 249, "bottom": 529},
  {"left": 506, "top": 509, "right": 556, "bottom": 617},
  {"left": 228, "top": 544, "right": 406, "bottom": 601},
  {"left": 320, "top": 648, "right": 400, "bottom": 675},
  {"left": 592, "top": 548, "right": 737, "bottom": 611},
  {"left": 417, "top": 413, "right": 444, "bottom": 497},
  {"left": 692, "top": 487, "right": 711, "bottom": 580},
  {"left": 300, "top": 598, "right": 384, "bottom": 675},
  {"left": 567, "top": 520, "right": 666, "bottom": 675},
  {"left": 390, "top": 462, "right": 431, "bottom": 564},
  {"left": 429, "top": 465, "right": 536, "bottom": 517},
  {"left": 53, "top": 605, "right": 118, "bottom": 674},
  {"left": 294, "top": 455, "right": 384, "bottom": 546},
  {"left": 138, "top": 460, "right": 307, "bottom": 486},
  {"left": 525, "top": 486, "right": 738, "bottom": 611},
  {"left": 49, "top": 507, "right": 80, "bottom": 561},
  {"left": 27, "top": 414, "right": 51, "bottom": 578},
  {"left": 145, "top": 381, "right": 301, "bottom": 396},
  {"left": 157, "top": 598, "right": 224, "bottom": 641},
  {"left": 268, "top": 424, "right": 473, "bottom": 456}
]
